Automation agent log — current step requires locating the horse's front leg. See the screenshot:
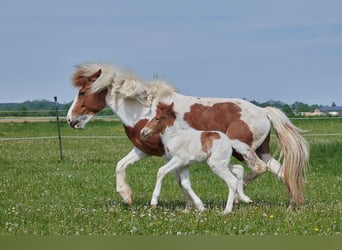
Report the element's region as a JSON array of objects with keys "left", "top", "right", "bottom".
[{"left": 116, "top": 147, "right": 147, "bottom": 206}]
